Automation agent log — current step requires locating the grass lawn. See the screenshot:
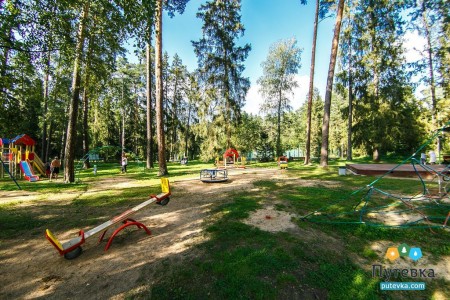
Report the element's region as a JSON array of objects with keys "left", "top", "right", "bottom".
[{"left": 0, "top": 158, "right": 448, "bottom": 299}]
